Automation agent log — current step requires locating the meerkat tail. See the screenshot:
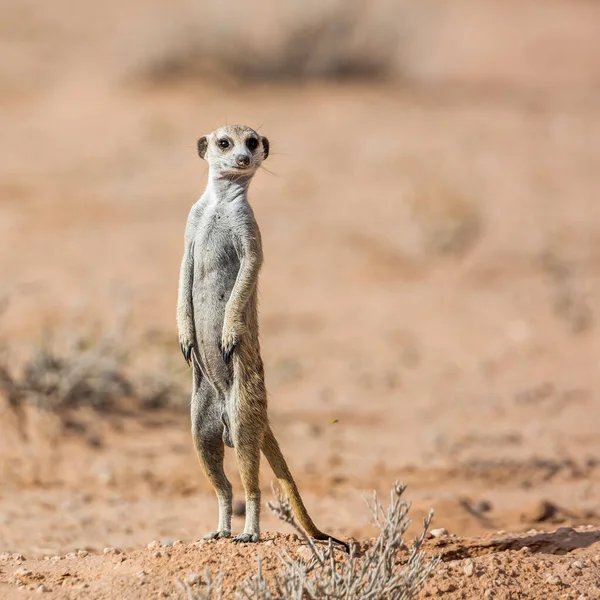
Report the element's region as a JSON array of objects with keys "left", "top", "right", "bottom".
[{"left": 262, "top": 426, "right": 348, "bottom": 551}]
